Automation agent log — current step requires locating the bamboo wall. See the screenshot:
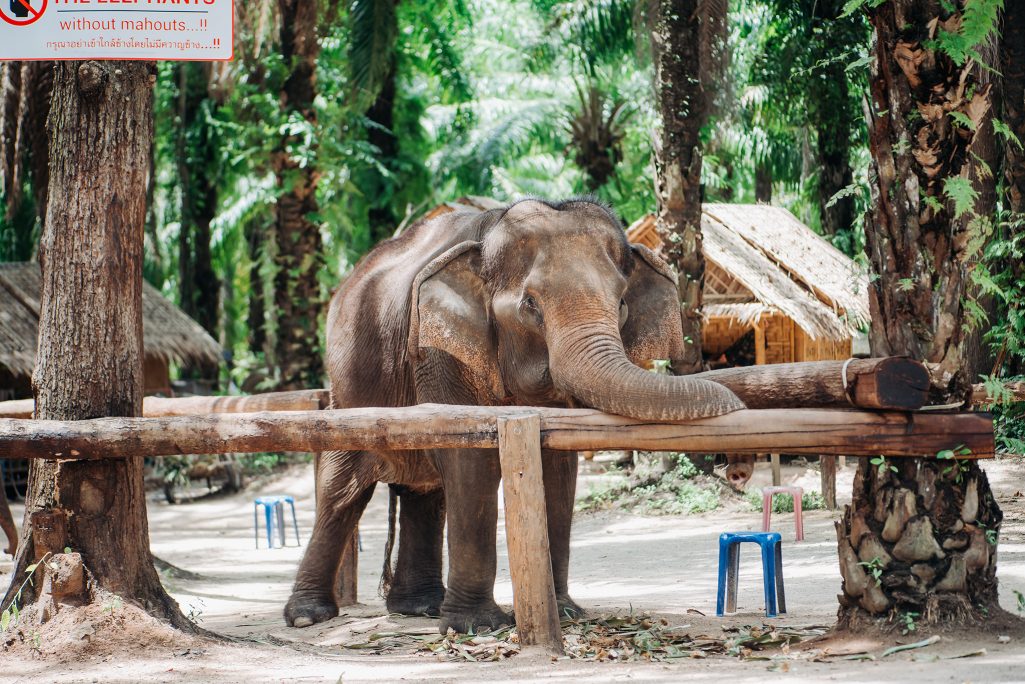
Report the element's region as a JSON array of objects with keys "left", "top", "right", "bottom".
[{"left": 705, "top": 312, "right": 851, "bottom": 366}]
